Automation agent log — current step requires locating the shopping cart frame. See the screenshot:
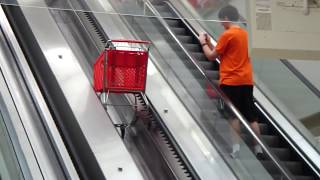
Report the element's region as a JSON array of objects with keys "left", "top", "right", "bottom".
[{"left": 97, "top": 39, "right": 151, "bottom": 138}]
